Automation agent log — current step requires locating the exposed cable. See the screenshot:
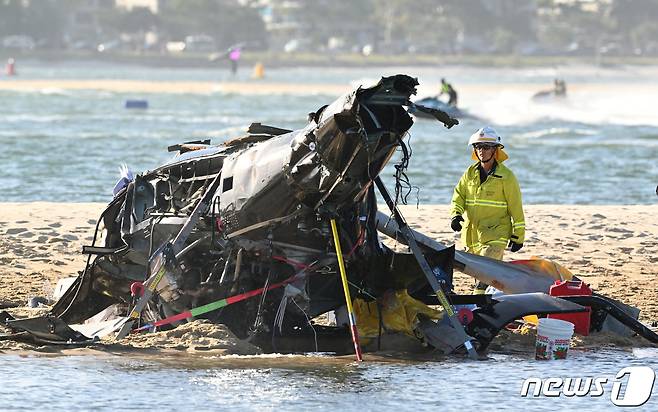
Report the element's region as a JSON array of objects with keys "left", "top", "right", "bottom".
[{"left": 393, "top": 133, "right": 419, "bottom": 207}]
